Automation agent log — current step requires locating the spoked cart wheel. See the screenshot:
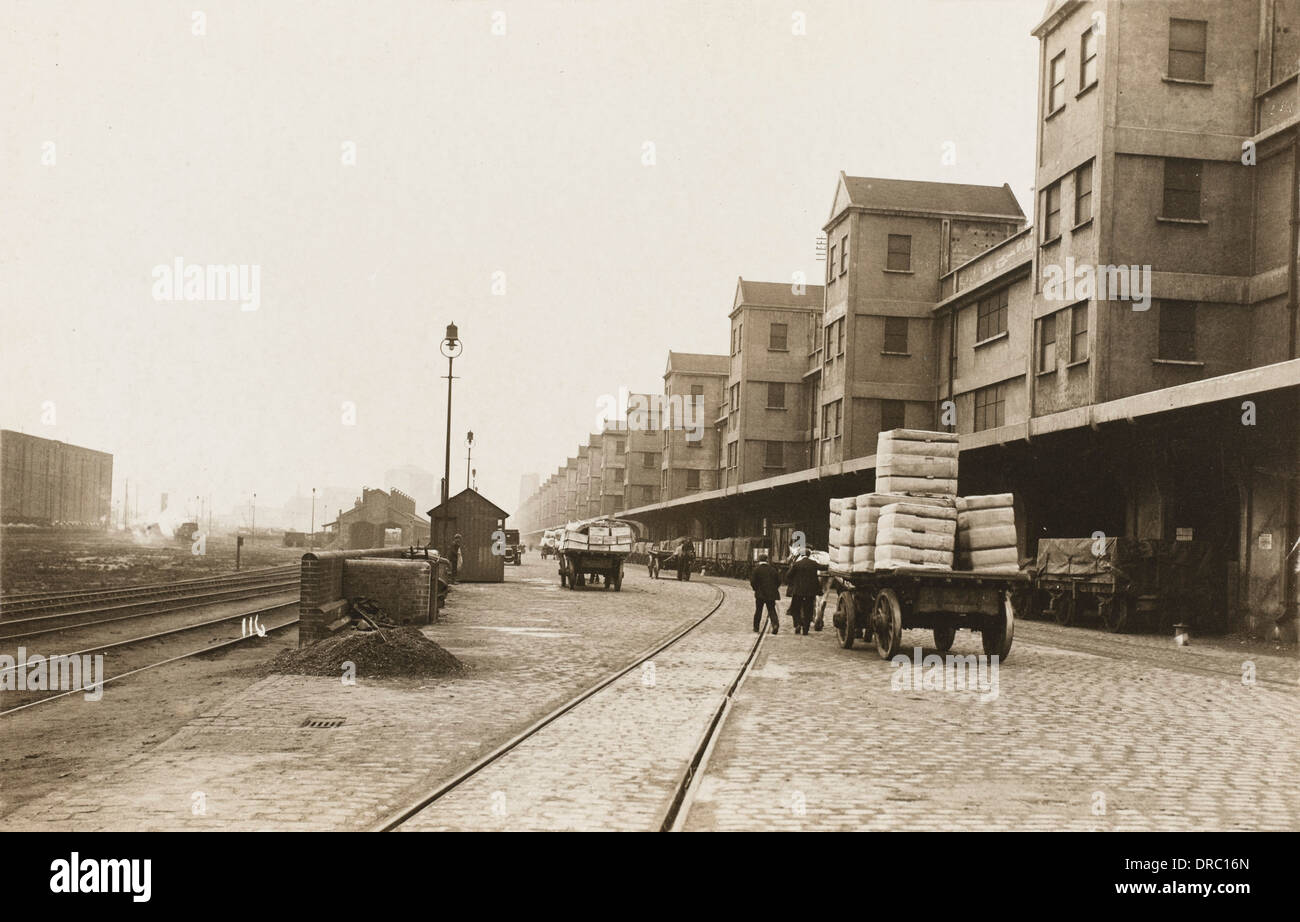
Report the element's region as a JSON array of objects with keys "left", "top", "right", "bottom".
[
  {"left": 932, "top": 623, "right": 956, "bottom": 653},
  {"left": 873, "top": 588, "right": 903, "bottom": 660},
  {"left": 1098, "top": 593, "right": 1130, "bottom": 633},
  {"left": 982, "top": 591, "right": 1015, "bottom": 659},
  {"left": 835, "top": 591, "right": 856, "bottom": 649},
  {"left": 1051, "top": 593, "right": 1075, "bottom": 626}
]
